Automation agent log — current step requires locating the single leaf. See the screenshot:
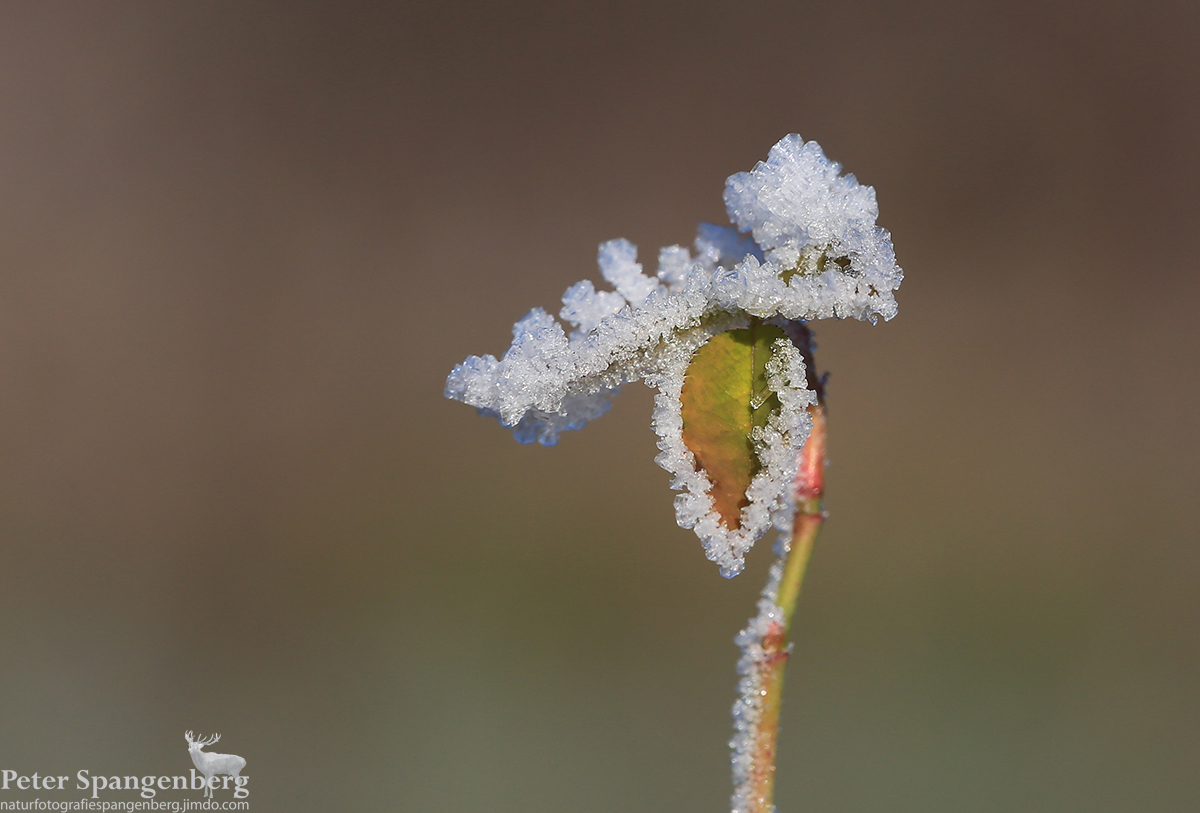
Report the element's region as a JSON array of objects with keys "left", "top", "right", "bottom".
[{"left": 680, "top": 321, "right": 787, "bottom": 530}]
